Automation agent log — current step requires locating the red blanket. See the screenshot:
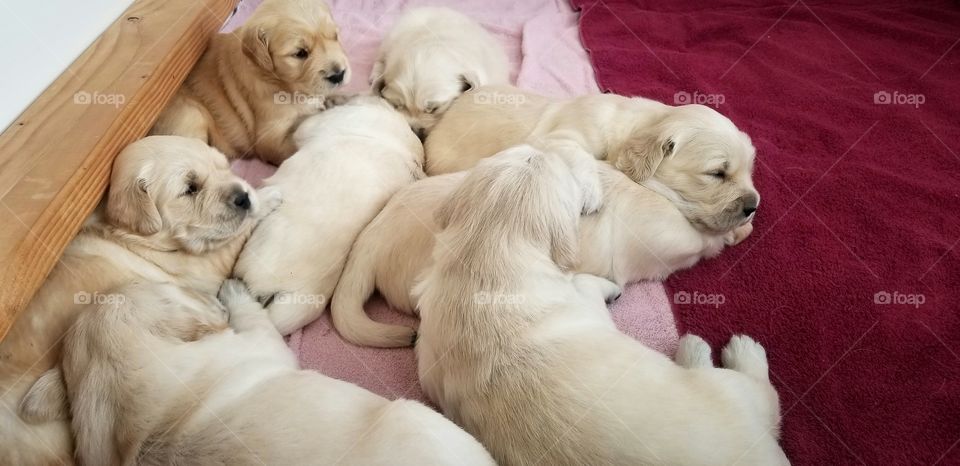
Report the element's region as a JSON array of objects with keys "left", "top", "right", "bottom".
[{"left": 570, "top": 0, "right": 960, "bottom": 464}]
